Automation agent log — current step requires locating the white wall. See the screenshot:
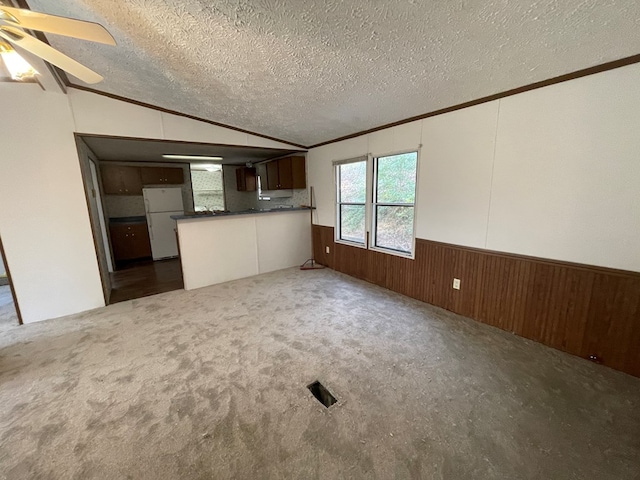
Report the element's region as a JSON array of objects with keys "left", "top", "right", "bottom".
[
  {"left": 0, "top": 84, "right": 105, "bottom": 323},
  {"left": 67, "top": 88, "right": 301, "bottom": 150},
  {"left": 487, "top": 66, "right": 640, "bottom": 268},
  {"left": 418, "top": 102, "right": 499, "bottom": 248},
  {"left": 177, "top": 211, "right": 311, "bottom": 290},
  {"left": 307, "top": 62, "right": 640, "bottom": 272},
  {"left": 307, "top": 135, "right": 368, "bottom": 227},
  {"left": 0, "top": 85, "right": 303, "bottom": 323}
]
